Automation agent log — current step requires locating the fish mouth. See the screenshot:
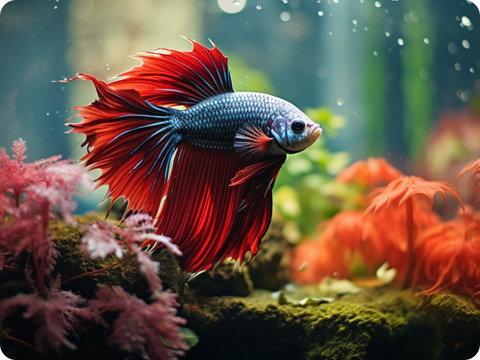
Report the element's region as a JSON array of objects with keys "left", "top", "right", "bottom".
[{"left": 310, "top": 123, "right": 322, "bottom": 141}]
